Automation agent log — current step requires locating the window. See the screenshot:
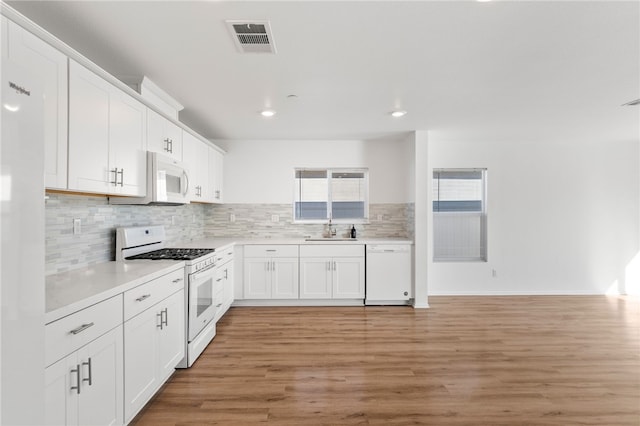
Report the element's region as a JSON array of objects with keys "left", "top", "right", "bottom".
[
  {"left": 433, "top": 169, "right": 487, "bottom": 261},
  {"left": 294, "top": 168, "right": 368, "bottom": 223}
]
